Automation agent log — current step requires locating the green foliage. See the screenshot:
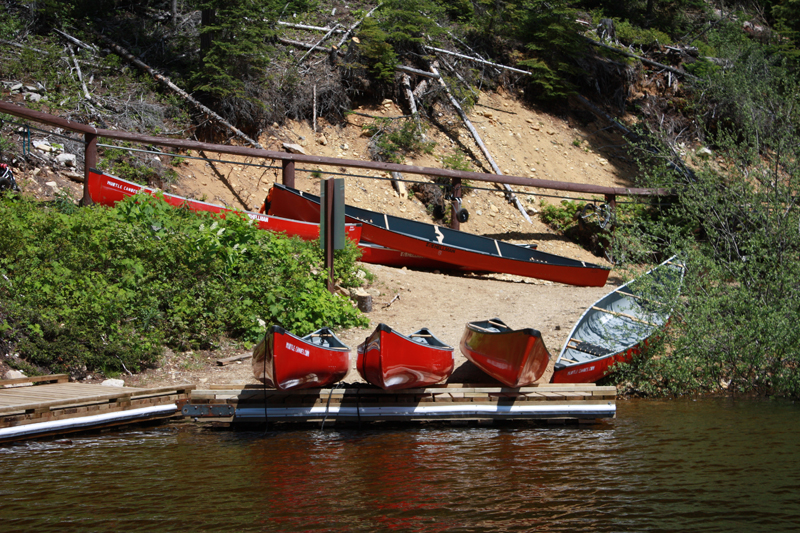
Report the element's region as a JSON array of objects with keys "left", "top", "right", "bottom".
[
  {"left": 355, "top": 18, "right": 399, "bottom": 83},
  {"left": 517, "top": 0, "right": 585, "bottom": 100},
  {"left": 191, "top": 0, "right": 278, "bottom": 101},
  {"left": 442, "top": 149, "right": 473, "bottom": 172},
  {"left": 613, "top": 39, "right": 800, "bottom": 397},
  {"left": 364, "top": 118, "right": 436, "bottom": 163},
  {"left": 614, "top": 19, "right": 673, "bottom": 47},
  {"left": 539, "top": 199, "right": 584, "bottom": 231},
  {"left": 0, "top": 193, "right": 366, "bottom": 377}
]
